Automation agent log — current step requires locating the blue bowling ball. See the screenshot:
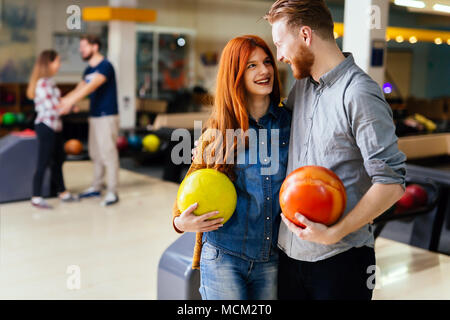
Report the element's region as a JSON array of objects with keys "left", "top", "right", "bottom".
[{"left": 128, "top": 134, "right": 142, "bottom": 151}]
